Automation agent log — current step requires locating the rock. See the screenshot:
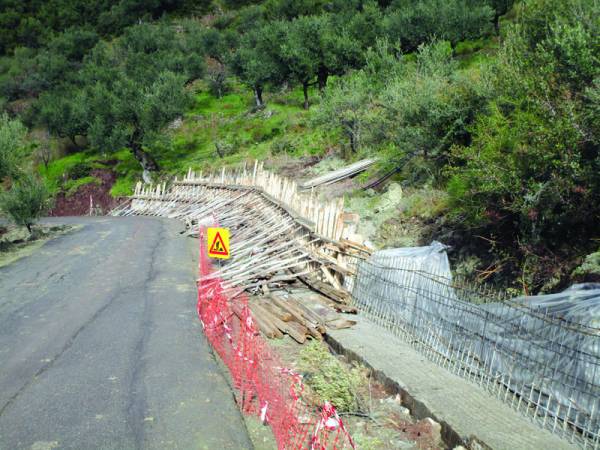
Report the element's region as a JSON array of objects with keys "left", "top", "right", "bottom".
[
  {"left": 380, "top": 396, "right": 411, "bottom": 417},
  {"left": 424, "top": 417, "right": 442, "bottom": 447},
  {"left": 168, "top": 117, "right": 183, "bottom": 130}
]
